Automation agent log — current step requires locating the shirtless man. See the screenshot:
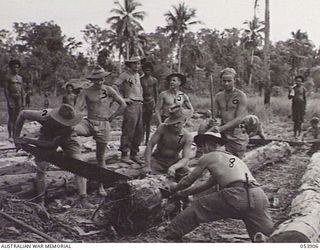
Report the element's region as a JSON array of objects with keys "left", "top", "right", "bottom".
[
  {"left": 62, "top": 83, "right": 77, "bottom": 106},
  {"left": 114, "top": 55, "right": 144, "bottom": 164},
  {"left": 144, "top": 106, "right": 193, "bottom": 180},
  {"left": 14, "top": 104, "right": 93, "bottom": 208},
  {"left": 164, "top": 132, "right": 274, "bottom": 242},
  {"left": 155, "top": 73, "right": 193, "bottom": 124},
  {"left": 75, "top": 66, "right": 126, "bottom": 196},
  {"left": 4, "top": 59, "right": 24, "bottom": 139},
  {"left": 209, "top": 68, "right": 248, "bottom": 158},
  {"left": 289, "top": 75, "right": 307, "bottom": 138},
  {"left": 141, "top": 62, "right": 159, "bottom": 144}
]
